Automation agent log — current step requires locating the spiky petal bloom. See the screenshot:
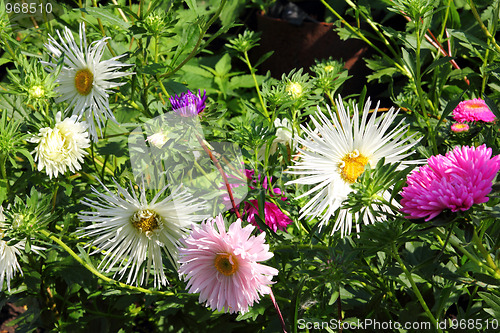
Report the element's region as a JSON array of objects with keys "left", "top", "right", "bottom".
[
  {"left": 42, "top": 23, "right": 132, "bottom": 141},
  {"left": 400, "top": 145, "right": 500, "bottom": 221},
  {"left": 29, "top": 112, "right": 90, "bottom": 179},
  {"left": 286, "top": 97, "right": 419, "bottom": 237},
  {"left": 453, "top": 98, "right": 496, "bottom": 123},
  {"left": 451, "top": 123, "right": 469, "bottom": 133},
  {"left": 78, "top": 180, "right": 205, "bottom": 287},
  {"left": 170, "top": 90, "right": 207, "bottom": 117},
  {"left": 178, "top": 214, "right": 278, "bottom": 314},
  {"left": 0, "top": 206, "right": 23, "bottom": 292}
]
